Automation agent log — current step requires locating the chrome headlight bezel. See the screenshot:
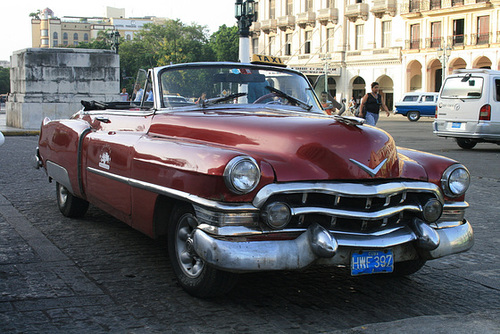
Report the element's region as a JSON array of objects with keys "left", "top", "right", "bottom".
[
  {"left": 223, "top": 156, "right": 261, "bottom": 195},
  {"left": 441, "top": 164, "right": 470, "bottom": 198}
]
